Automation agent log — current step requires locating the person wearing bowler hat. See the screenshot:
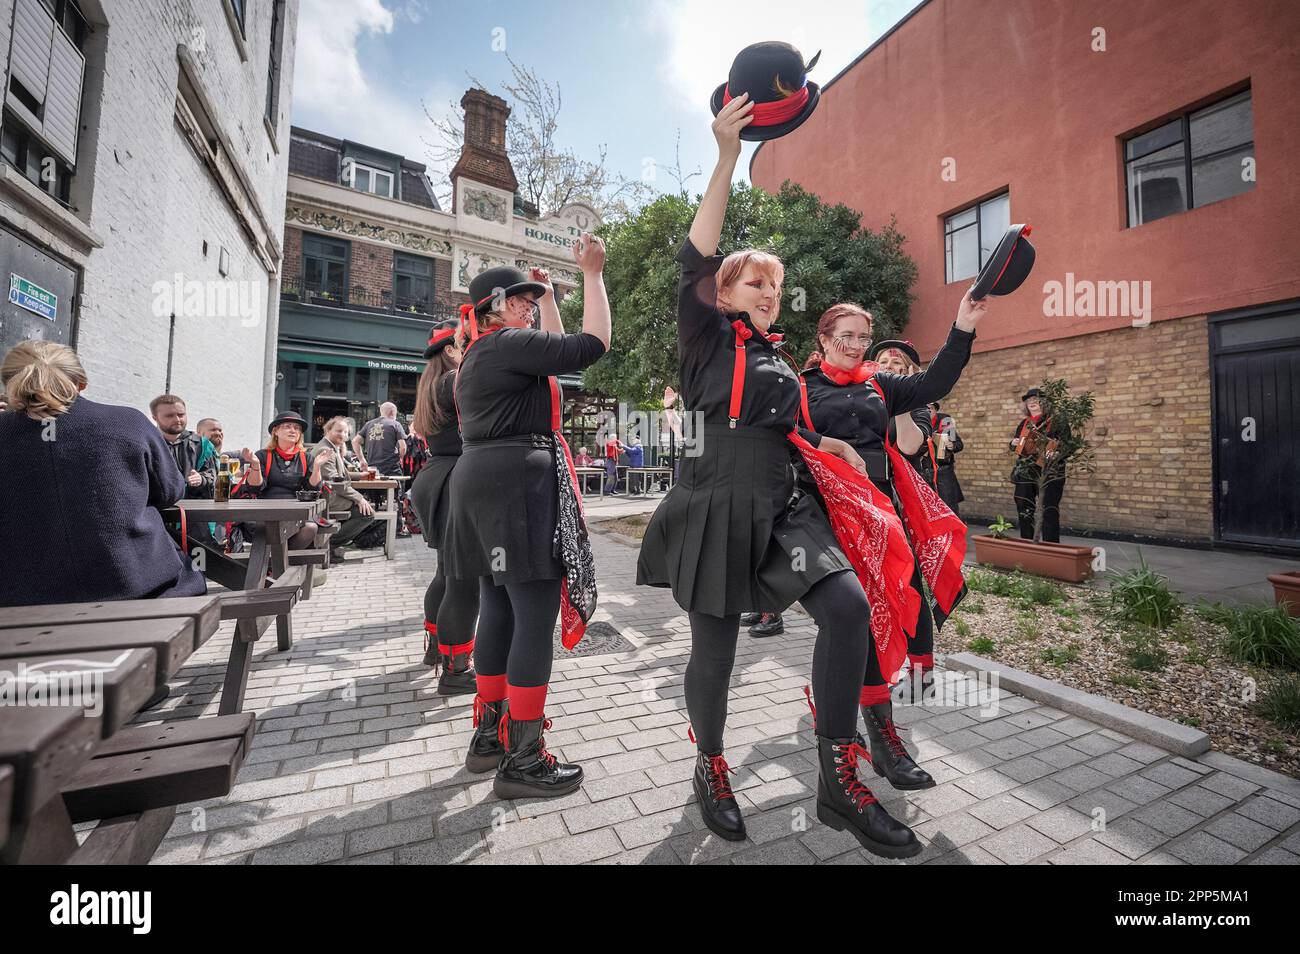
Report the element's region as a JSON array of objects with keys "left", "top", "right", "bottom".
[
  {"left": 409, "top": 317, "right": 479, "bottom": 695},
  {"left": 638, "top": 48, "right": 933, "bottom": 858},
  {"left": 1010, "top": 387, "right": 1068, "bottom": 542},
  {"left": 443, "top": 241, "right": 610, "bottom": 800},
  {"left": 795, "top": 295, "right": 983, "bottom": 792},
  {"left": 232, "top": 410, "right": 334, "bottom": 550}
]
